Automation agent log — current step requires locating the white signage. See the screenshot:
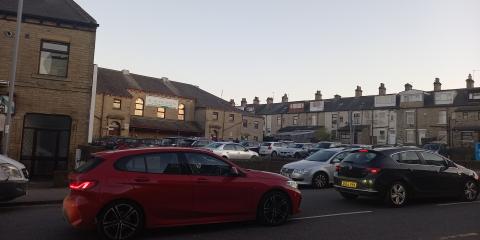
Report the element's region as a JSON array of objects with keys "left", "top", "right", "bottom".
[
  {"left": 309, "top": 101, "right": 324, "bottom": 112},
  {"left": 374, "top": 95, "right": 396, "bottom": 107},
  {"left": 146, "top": 96, "right": 179, "bottom": 109}
]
